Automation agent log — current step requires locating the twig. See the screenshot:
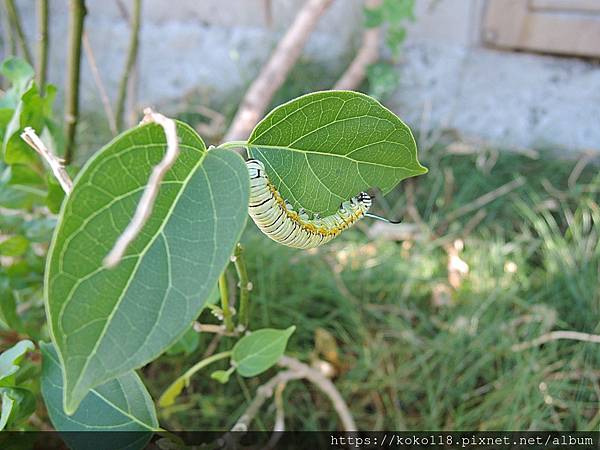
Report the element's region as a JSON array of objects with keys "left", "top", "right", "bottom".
[
  {"left": 82, "top": 32, "right": 118, "bottom": 135},
  {"left": 36, "top": 0, "right": 49, "bottom": 93},
  {"left": 264, "top": 381, "right": 287, "bottom": 449},
  {"left": 443, "top": 176, "right": 525, "bottom": 224},
  {"left": 193, "top": 322, "right": 238, "bottom": 337},
  {"left": 231, "top": 370, "right": 303, "bottom": 432},
  {"left": 115, "top": 0, "right": 142, "bottom": 132},
  {"left": 4, "top": 0, "right": 33, "bottom": 64},
  {"left": 512, "top": 330, "right": 600, "bottom": 352},
  {"left": 219, "top": 271, "right": 235, "bottom": 332},
  {"left": 223, "top": 0, "right": 334, "bottom": 143},
  {"left": 64, "top": 0, "right": 86, "bottom": 164},
  {"left": 232, "top": 244, "right": 252, "bottom": 330},
  {"left": 278, "top": 355, "right": 357, "bottom": 431},
  {"left": 104, "top": 108, "right": 179, "bottom": 268},
  {"left": 230, "top": 355, "right": 356, "bottom": 433},
  {"left": 20, "top": 128, "right": 73, "bottom": 194},
  {"left": 333, "top": 0, "right": 382, "bottom": 90}
]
